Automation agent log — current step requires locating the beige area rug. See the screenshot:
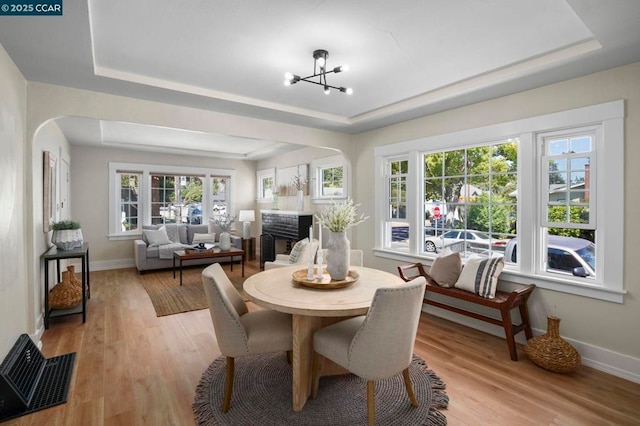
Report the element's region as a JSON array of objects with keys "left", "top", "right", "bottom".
[{"left": 140, "top": 266, "right": 247, "bottom": 317}]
